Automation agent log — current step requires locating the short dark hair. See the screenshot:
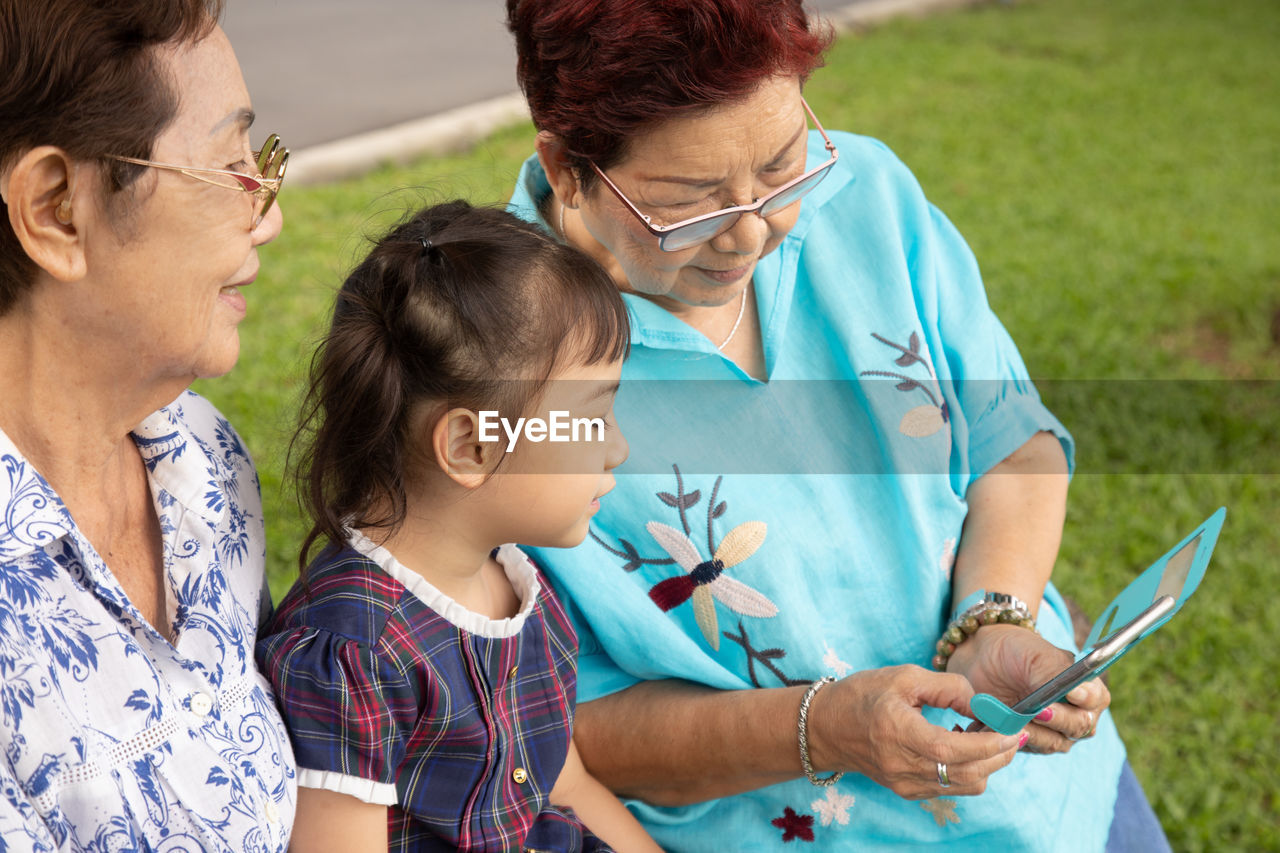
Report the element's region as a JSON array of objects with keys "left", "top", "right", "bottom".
[
  {"left": 507, "top": 0, "right": 831, "bottom": 189},
  {"left": 293, "top": 200, "right": 630, "bottom": 571},
  {"left": 0, "top": 0, "right": 223, "bottom": 314}
]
